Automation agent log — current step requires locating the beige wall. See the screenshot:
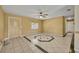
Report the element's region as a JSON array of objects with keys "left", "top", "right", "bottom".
[
  {"left": 4, "top": 13, "right": 43, "bottom": 37},
  {"left": 0, "top": 6, "right": 4, "bottom": 41},
  {"left": 4, "top": 13, "right": 8, "bottom": 38},
  {"left": 22, "top": 17, "right": 43, "bottom": 35},
  {"left": 43, "top": 16, "right": 65, "bottom": 36}
]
